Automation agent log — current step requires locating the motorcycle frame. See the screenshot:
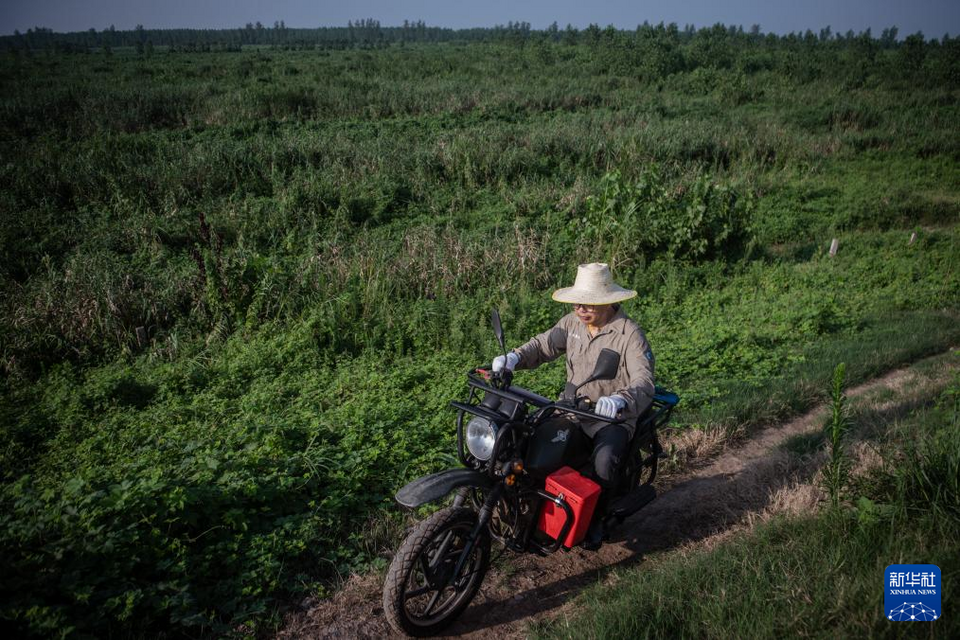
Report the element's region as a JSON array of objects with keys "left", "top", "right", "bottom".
[
  {"left": 448, "top": 372, "right": 676, "bottom": 555},
  {"left": 387, "top": 370, "right": 678, "bottom": 631}
]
